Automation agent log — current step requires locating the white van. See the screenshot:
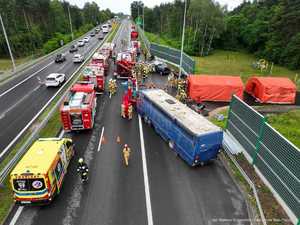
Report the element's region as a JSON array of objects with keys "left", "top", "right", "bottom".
[{"left": 102, "top": 24, "right": 109, "bottom": 33}]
